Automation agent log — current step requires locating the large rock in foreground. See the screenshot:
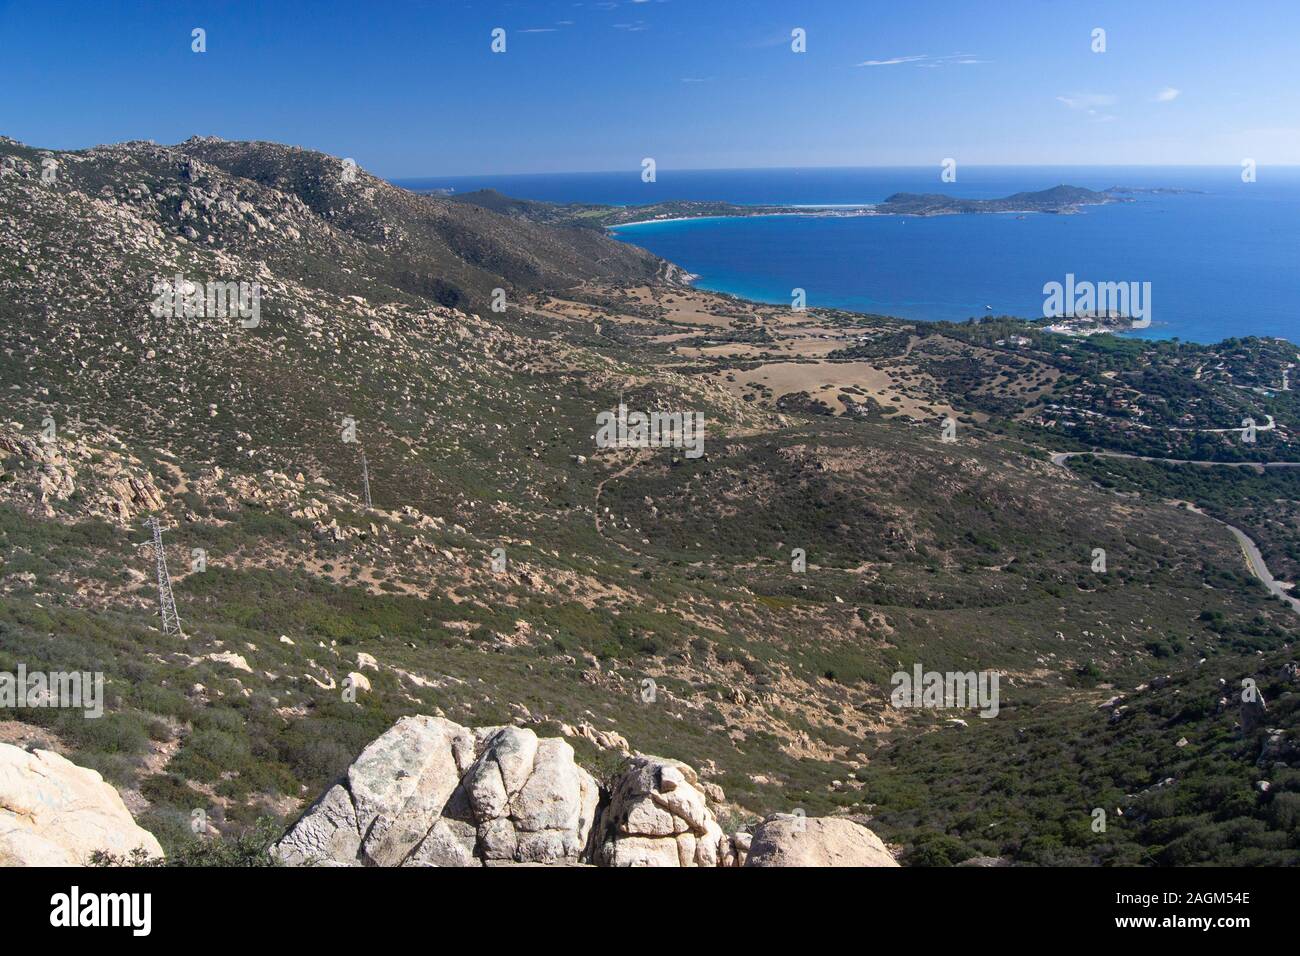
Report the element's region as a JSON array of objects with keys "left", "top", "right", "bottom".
[
  {"left": 274, "top": 716, "right": 599, "bottom": 866},
  {"left": 0, "top": 744, "right": 164, "bottom": 866},
  {"left": 595, "top": 754, "right": 740, "bottom": 867},
  {"left": 276, "top": 715, "right": 898, "bottom": 868},
  {"left": 744, "top": 814, "right": 899, "bottom": 867}
]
